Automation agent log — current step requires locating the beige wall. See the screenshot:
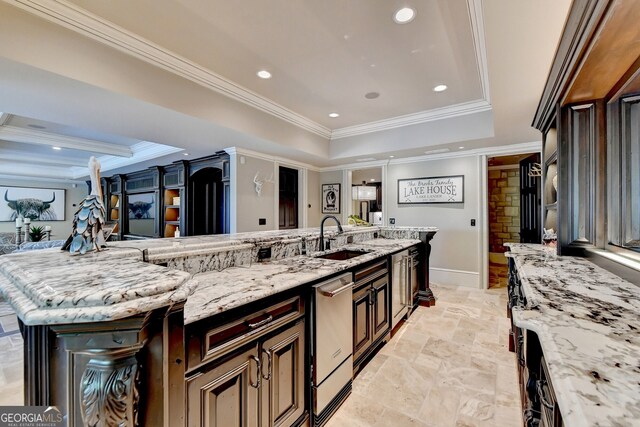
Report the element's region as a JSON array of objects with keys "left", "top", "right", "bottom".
[
  {"left": 306, "top": 170, "right": 322, "bottom": 227},
  {"left": 319, "top": 170, "right": 346, "bottom": 223},
  {"left": 235, "top": 155, "right": 277, "bottom": 232},
  {"left": 386, "top": 156, "right": 481, "bottom": 287},
  {"left": 0, "top": 179, "right": 87, "bottom": 240}
]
